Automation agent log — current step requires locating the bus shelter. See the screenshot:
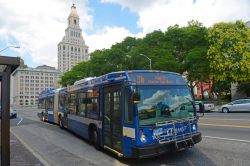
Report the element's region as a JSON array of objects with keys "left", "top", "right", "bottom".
[{"left": 0, "top": 55, "right": 20, "bottom": 166}]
